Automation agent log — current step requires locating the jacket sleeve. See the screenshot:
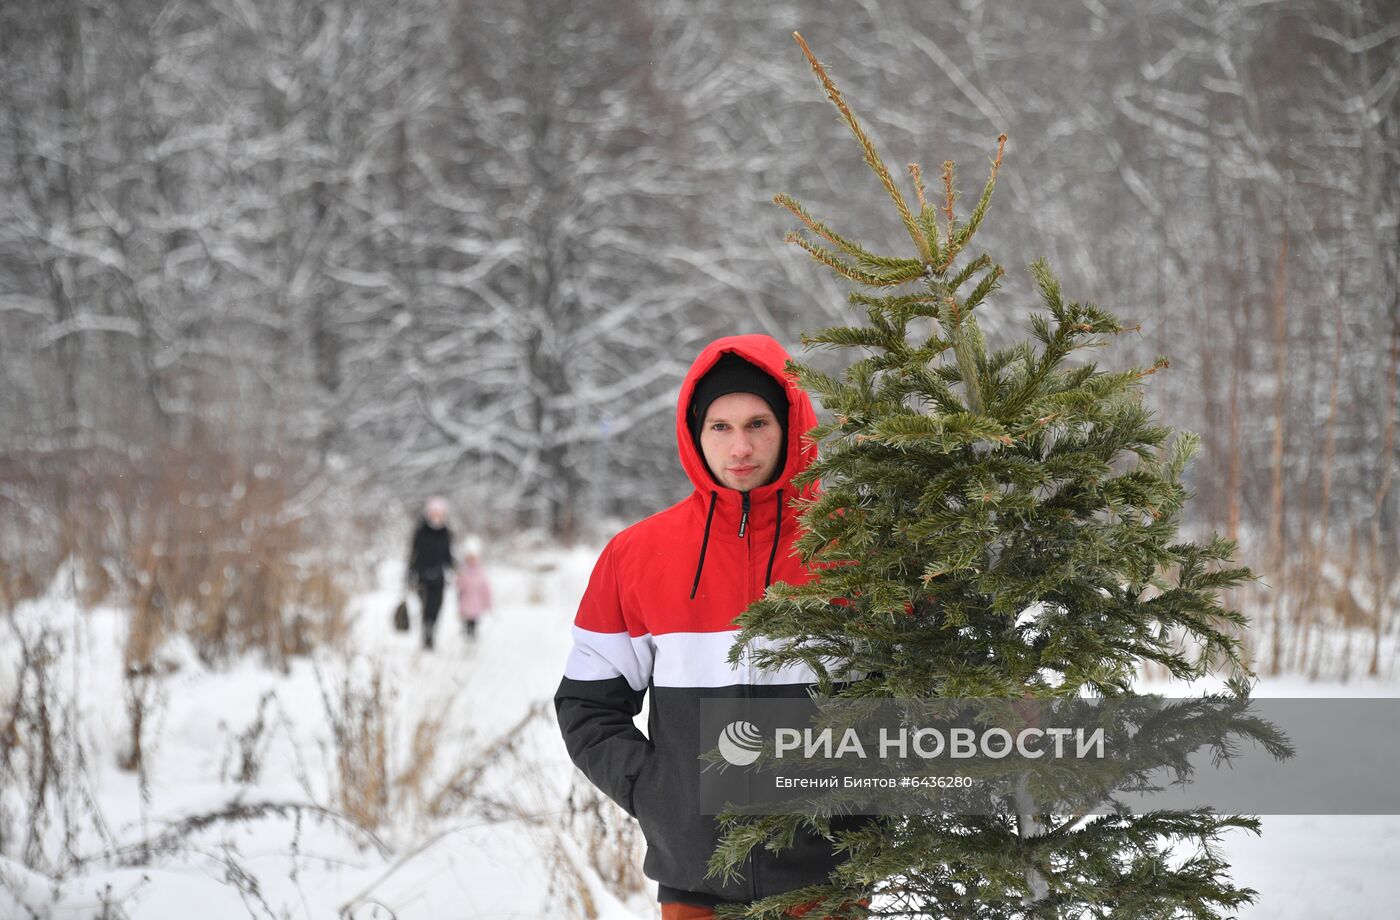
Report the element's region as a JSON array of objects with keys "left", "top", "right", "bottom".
[{"left": 553, "top": 537, "right": 655, "bottom": 817}]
